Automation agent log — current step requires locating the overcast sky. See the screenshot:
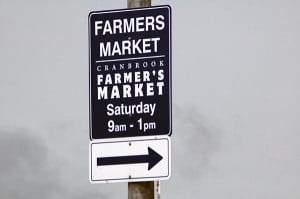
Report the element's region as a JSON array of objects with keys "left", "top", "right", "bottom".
[{"left": 0, "top": 0, "right": 300, "bottom": 198}]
